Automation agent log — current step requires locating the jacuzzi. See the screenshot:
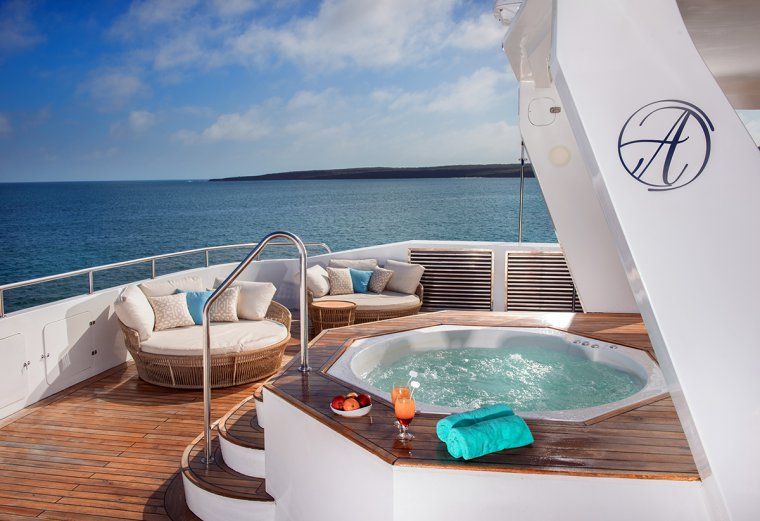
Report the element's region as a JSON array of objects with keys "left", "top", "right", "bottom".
[{"left": 327, "top": 325, "right": 668, "bottom": 422}]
